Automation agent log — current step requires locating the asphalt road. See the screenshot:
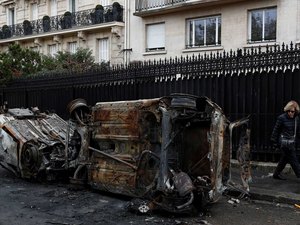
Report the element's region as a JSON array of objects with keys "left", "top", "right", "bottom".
[{"left": 0, "top": 166, "right": 299, "bottom": 225}]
